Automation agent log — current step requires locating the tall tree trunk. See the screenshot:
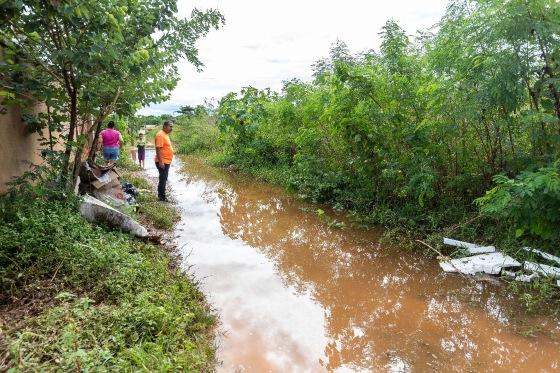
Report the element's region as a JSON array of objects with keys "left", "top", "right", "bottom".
[
  {"left": 89, "top": 121, "right": 104, "bottom": 163},
  {"left": 63, "top": 88, "right": 77, "bottom": 181},
  {"left": 47, "top": 103, "right": 54, "bottom": 151}
]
